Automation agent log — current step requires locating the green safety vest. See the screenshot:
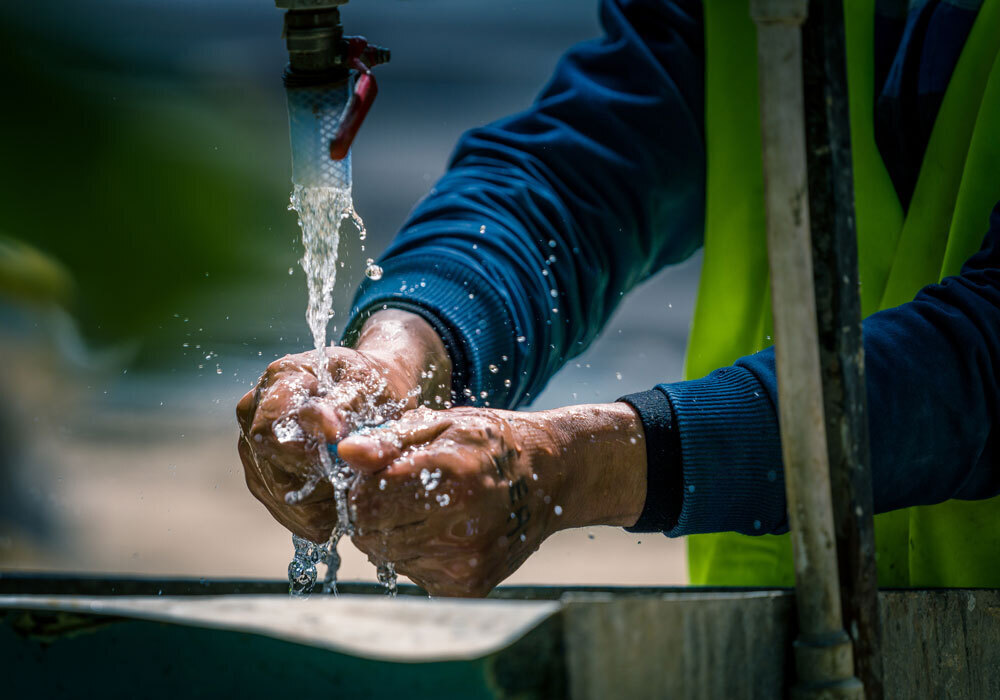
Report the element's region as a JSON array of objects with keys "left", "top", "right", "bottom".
[{"left": 687, "top": 0, "right": 1000, "bottom": 588}]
